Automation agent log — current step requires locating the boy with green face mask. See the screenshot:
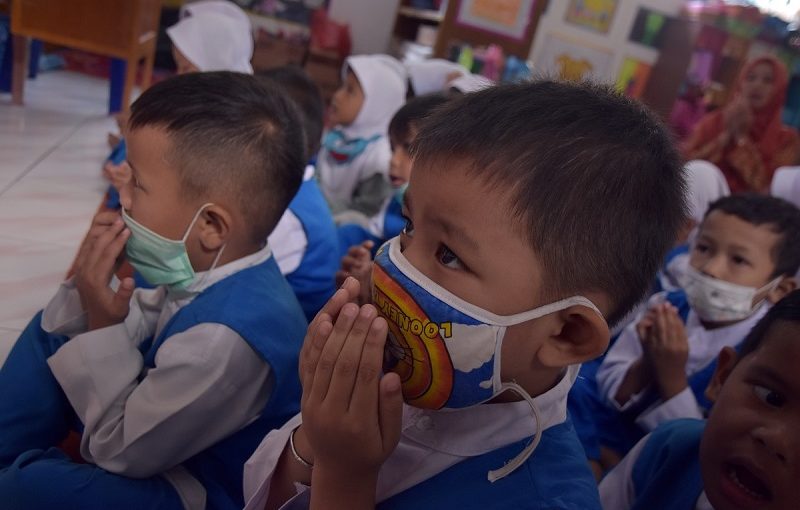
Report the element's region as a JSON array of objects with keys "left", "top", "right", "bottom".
[{"left": 0, "top": 72, "right": 308, "bottom": 510}]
